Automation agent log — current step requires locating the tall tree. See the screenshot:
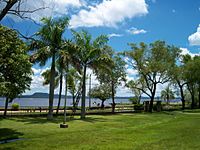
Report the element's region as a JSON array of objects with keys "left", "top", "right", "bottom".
[
  {"left": 124, "top": 41, "right": 179, "bottom": 112},
  {"left": 70, "top": 30, "right": 111, "bottom": 119},
  {"left": 0, "top": 25, "right": 32, "bottom": 116},
  {"left": 89, "top": 83, "right": 112, "bottom": 108},
  {"left": 193, "top": 56, "right": 200, "bottom": 108},
  {"left": 96, "top": 53, "right": 126, "bottom": 113},
  {"left": 30, "top": 17, "right": 69, "bottom": 120},
  {"left": 170, "top": 65, "right": 187, "bottom": 110},
  {"left": 183, "top": 55, "right": 200, "bottom": 109}
]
